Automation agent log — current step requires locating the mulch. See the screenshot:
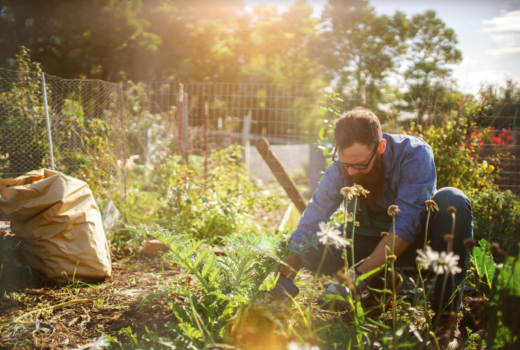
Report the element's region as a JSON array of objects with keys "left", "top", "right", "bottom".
[{"left": 0, "top": 247, "right": 183, "bottom": 349}]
